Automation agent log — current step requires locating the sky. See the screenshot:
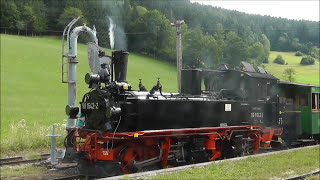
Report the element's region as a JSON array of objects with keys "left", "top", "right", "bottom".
[{"left": 191, "top": 1, "right": 319, "bottom": 22}]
